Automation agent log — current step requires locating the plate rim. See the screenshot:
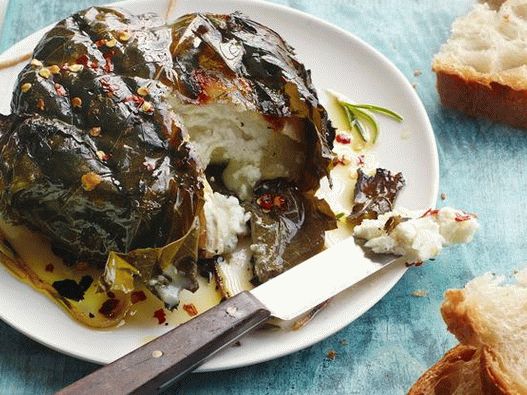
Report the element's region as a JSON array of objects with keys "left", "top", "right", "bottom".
[{"left": 0, "top": 0, "right": 439, "bottom": 371}]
